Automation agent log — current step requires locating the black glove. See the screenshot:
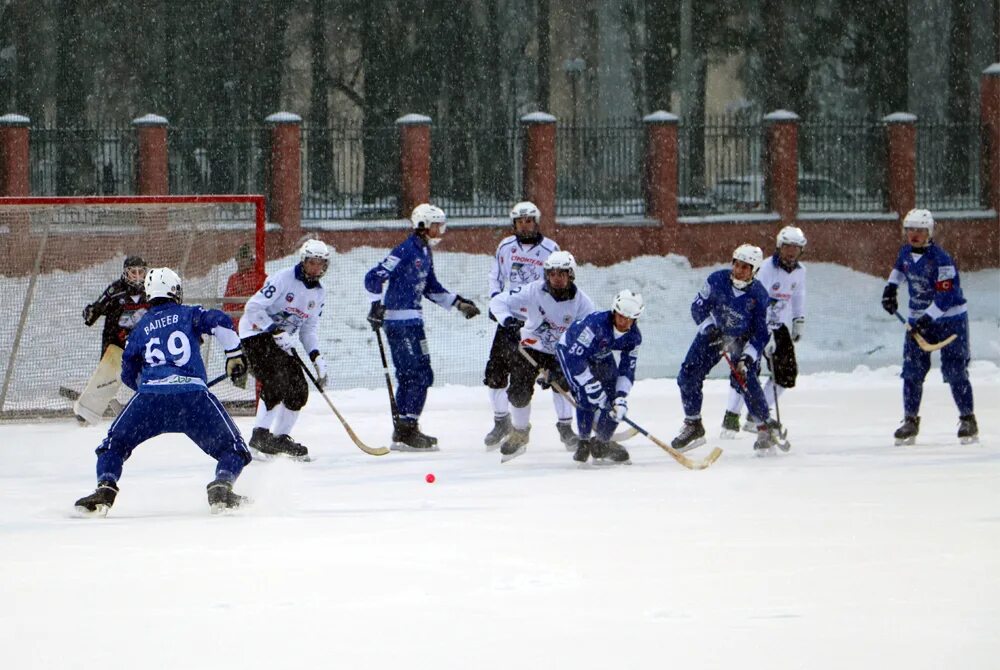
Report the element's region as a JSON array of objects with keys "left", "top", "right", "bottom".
[
  {"left": 225, "top": 348, "right": 248, "bottom": 389},
  {"left": 912, "top": 314, "right": 933, "bottom": 339},
  {"left": 454, "top": 295, "right": 480, "bottom": 319},
  {"left": 500, "top": 316, "right": 524, "bottom": 337},
  {"left": 538, "top": 366, "right": 567, "bottom": 391},
  {"left": 367, "top": 301, "right": 385, "bottom": 330},
  {"left": 82, "top": 304, "right": 99, "bottom": 326},
  {"left": 881, "top": 284, "right": 898, "bottom": 315}
]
